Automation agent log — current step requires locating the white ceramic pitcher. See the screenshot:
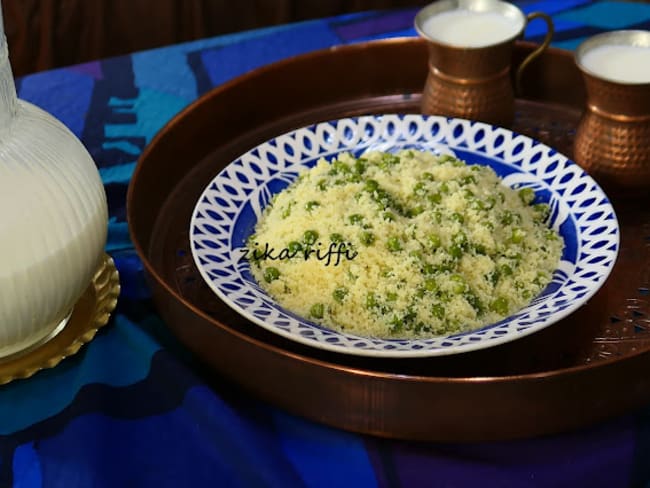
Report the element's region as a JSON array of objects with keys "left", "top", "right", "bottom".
[{"left": 0, "top": 8, "right": 108, "bottom": 357}]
